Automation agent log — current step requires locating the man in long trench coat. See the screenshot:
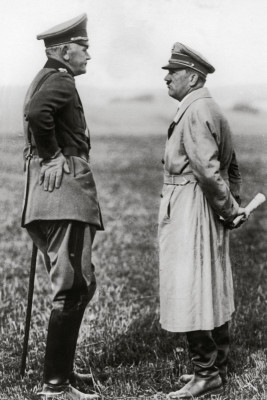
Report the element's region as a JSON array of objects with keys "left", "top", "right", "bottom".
[
  {"left": 22, "top": 14, "right": 103, "bottom": 400},
  {"left": 158, "top": 43, "right": 248, "bottom": 399}
]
